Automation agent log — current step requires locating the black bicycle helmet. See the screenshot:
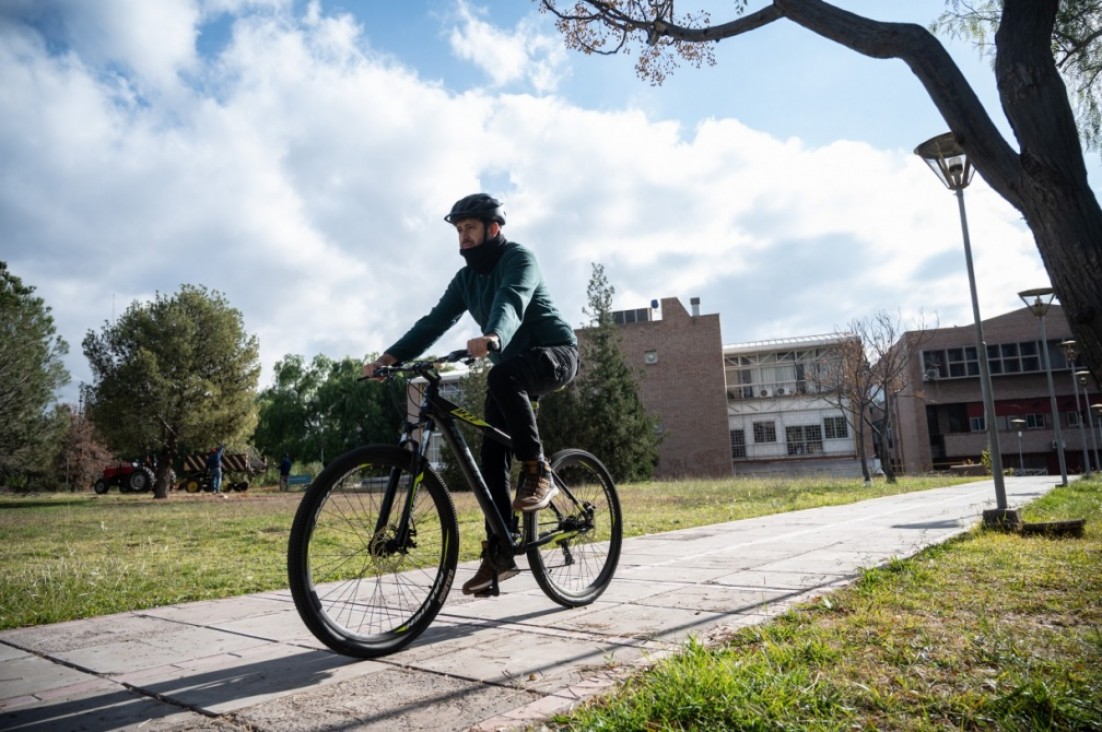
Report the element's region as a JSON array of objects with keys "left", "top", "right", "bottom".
[{"left": 444, "top": 193, "right": 505, "bottom": 226}]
